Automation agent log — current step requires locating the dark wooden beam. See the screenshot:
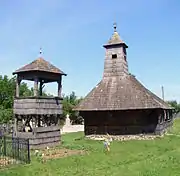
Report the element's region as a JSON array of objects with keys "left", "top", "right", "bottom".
[
  {"left": 34, "top": 77, "right": 39, "bottom": 96},
  {"left": 39, "top": 80, "right": 44, "bottom": 96},
  {"left": 16, "top": 76, "right": 21, "bottom": 97},
  {"left": 57, "top": 76, "right": 62, "bottom": 97}
]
